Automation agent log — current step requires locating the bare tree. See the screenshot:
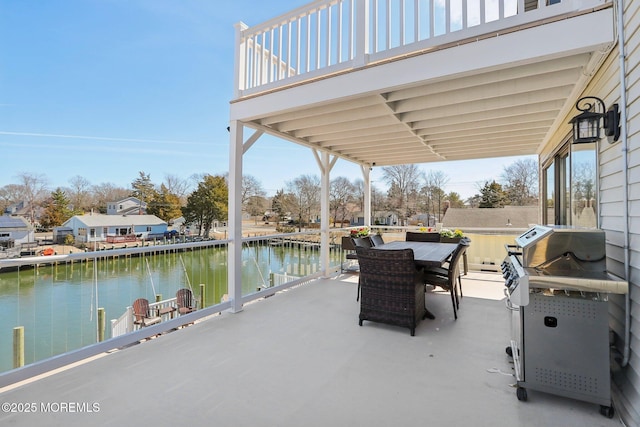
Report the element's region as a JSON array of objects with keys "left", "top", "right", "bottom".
[
  {"left": 352, "top": 179, "right": 365, "bottom": 213},
  {"left": 381, "top": 164, "right": 423, "bottom": 225},
  {"left": 371, "top": 185, "right": 387, "bottom": 224},
  {"left": 91, "top": 183, "right": 130, "bottom": 213},
  {"left": 330, "top": 176, "right": 355, "bottom": 227},
  {"left": 286, "top": 175, "right": 320, "bottom": 231},
  {"left": 422, "top": 170, "right": 450, "bottom": 222},
  {"left": 242, "top": 175, "right": 266, "bottom": 206},
  {"left": 163, "top": 173, "right": 191, "bottom": 203},
  {"left": 501, "top": 158, "right": 538, "bottom": 206},
  {"left": 15, "top": 172, "right": 49, "bottom": 224},
  {"left": 66, "top": 175, "right": 92, "bottom": 212},
  {"left": 0, "top": 184, "right": 22, "bottom": 213}
]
